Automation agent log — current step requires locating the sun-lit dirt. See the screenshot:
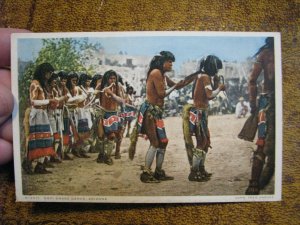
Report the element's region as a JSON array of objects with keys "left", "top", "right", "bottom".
[{"left": 21, "top": 114, "right": 274, "bottom": 198}]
